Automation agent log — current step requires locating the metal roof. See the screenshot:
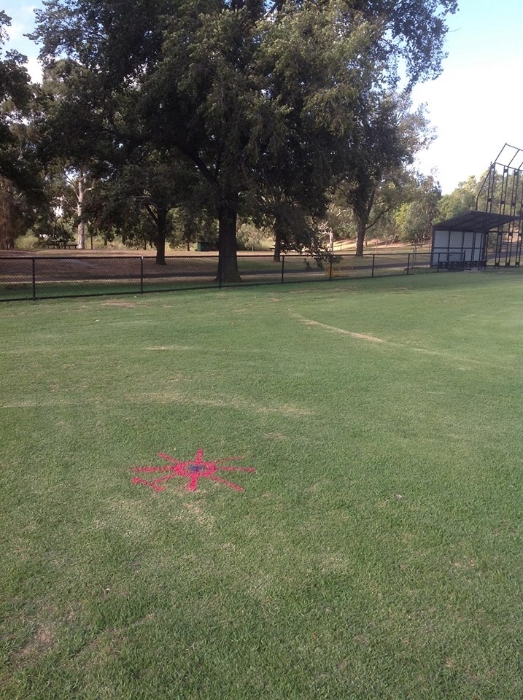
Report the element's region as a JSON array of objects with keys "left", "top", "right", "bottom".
[{"left": 433, "top": 210, "right": 519, "bottom": 233}]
